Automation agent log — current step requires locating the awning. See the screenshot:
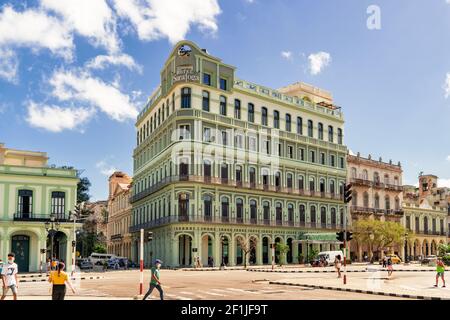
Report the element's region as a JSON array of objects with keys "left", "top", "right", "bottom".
[{"left": 293, "top": 232, "right": 343, "bottom": 245}]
